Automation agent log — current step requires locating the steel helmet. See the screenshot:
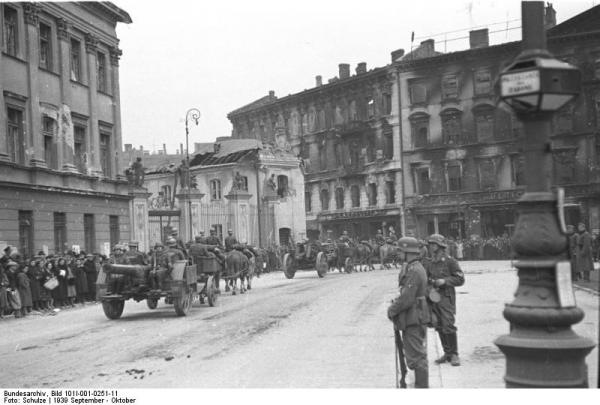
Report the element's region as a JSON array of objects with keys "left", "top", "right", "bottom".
[
  {"left": 166, "top": 237, "right": 177, "bottom": 247},
  {"left": 427, "top": 234, "right": 447, "bottom": 248},
  {"left": 397, "top": 237, "right": 421, "bottom": 253}
]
